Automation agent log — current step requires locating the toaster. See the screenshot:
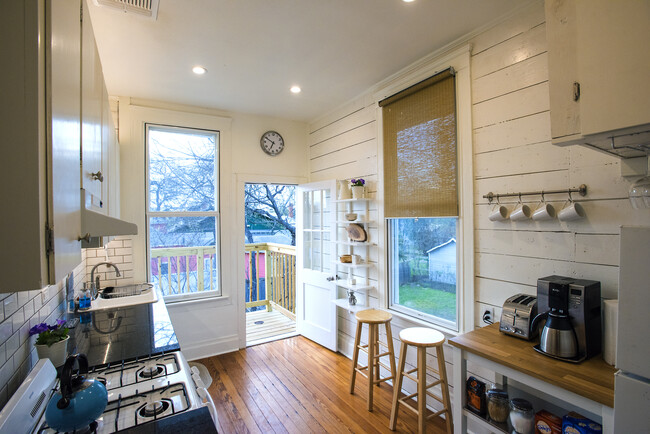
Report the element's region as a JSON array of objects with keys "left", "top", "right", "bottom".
[{"left": 499, "top": 293, "right": 538, "bottom": 340}]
